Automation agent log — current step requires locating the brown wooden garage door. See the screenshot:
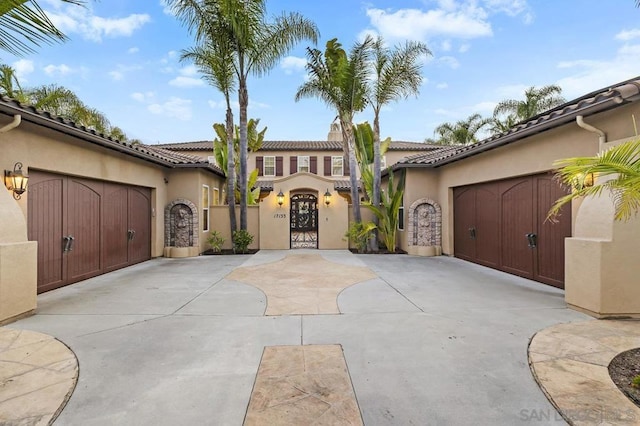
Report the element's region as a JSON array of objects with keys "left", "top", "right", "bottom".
[
  {"left": 453, "top": 173, "right": 571, "bottom": 288},
  {"left": 28, "top": 171, "right": 151, "bottom": 293}
]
